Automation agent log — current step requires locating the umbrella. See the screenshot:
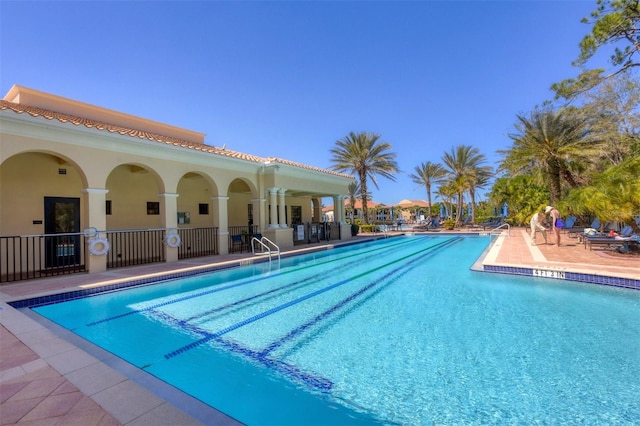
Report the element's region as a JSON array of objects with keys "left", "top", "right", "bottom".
[
  {"left": 502, "top": 202, "right": 508, "bottom": 217},
  {"left": 440, "top": 204, "right": 445, "bottom": 218},
  {"left": 467, "top": 204, "right": 472, "bottom": 217}
]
